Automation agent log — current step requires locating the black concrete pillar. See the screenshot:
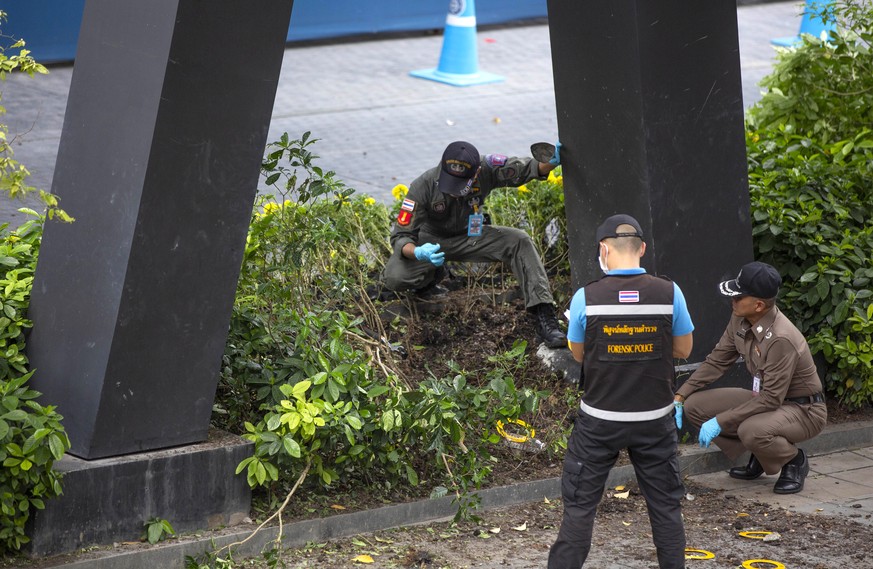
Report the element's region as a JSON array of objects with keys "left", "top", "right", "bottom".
[
  {"left": 27, "top": 0, "right": 293, "bottom": 459},
  {"left": 547, "top": 0, "right": 753, "bottom": 360}
]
